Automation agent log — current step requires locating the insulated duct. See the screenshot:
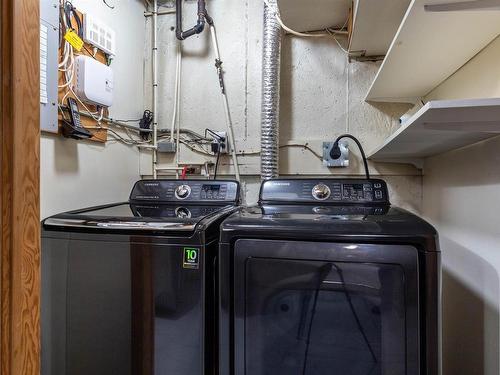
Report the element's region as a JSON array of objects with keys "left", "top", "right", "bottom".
[{"left": 261, "top": 0, "right": 282, "bottom": 180}]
